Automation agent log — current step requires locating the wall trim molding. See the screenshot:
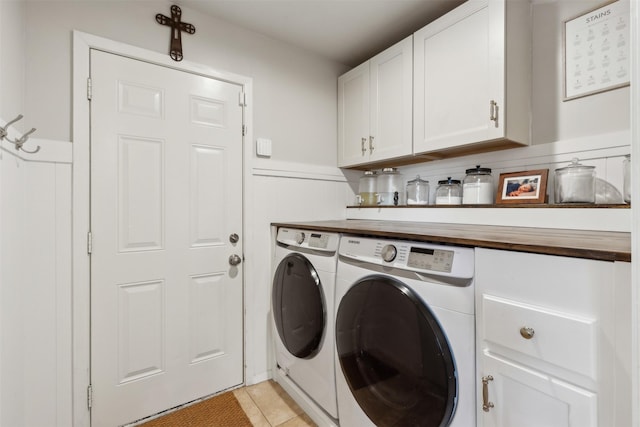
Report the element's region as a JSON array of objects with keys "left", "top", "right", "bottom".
[
  {"left": 0, "top": 117, "right": 72, "bottom": 163},
  {"left": 401, "top": 130, "right": 630, "bottom": 176},
  {"left": 252, "top": 158, "right": 349, "bottom": 182}
]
